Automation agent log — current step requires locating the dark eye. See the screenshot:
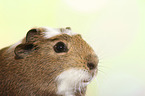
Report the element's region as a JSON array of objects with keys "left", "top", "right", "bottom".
[{"left": 53, "top": 42, "right": 68, "bottom": 53}]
